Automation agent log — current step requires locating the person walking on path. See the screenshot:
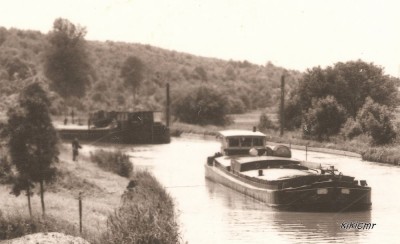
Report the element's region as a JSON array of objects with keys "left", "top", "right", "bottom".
[{"left": 72, "top": 137, "right": 82, "bottom": 161}]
